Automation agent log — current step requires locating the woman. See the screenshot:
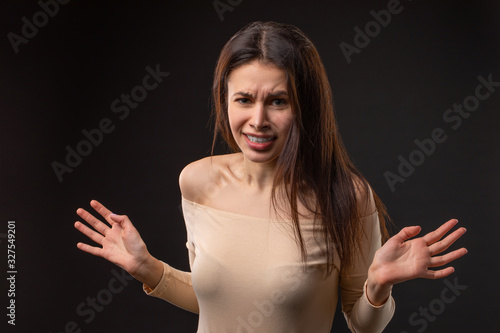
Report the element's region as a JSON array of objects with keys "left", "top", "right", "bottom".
[{"left": 74, "top": 21, "right": 467, "bottom": 332}]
